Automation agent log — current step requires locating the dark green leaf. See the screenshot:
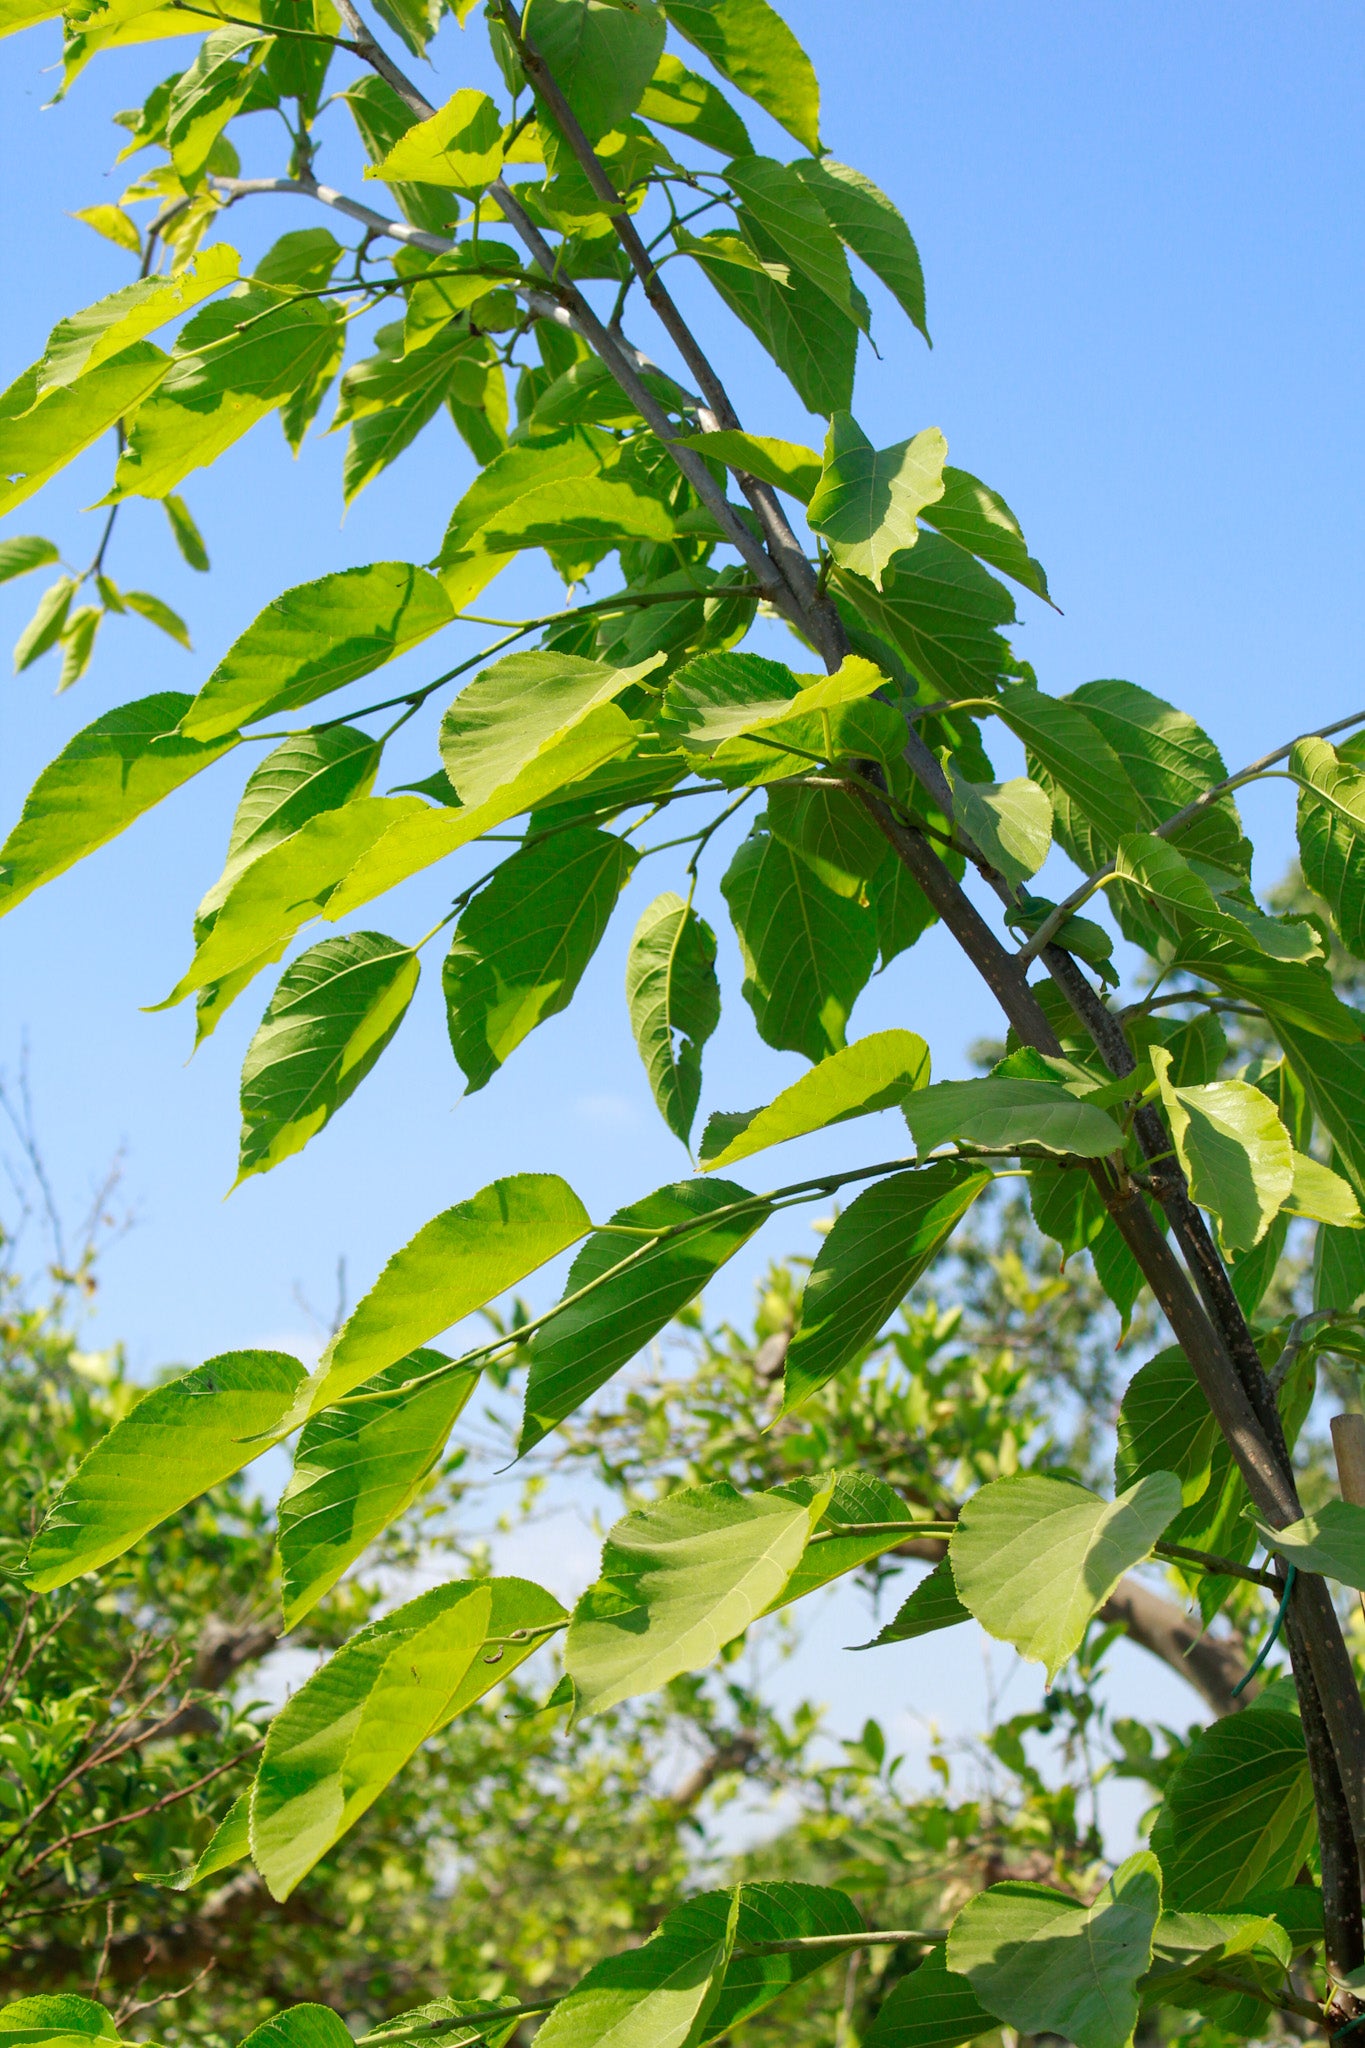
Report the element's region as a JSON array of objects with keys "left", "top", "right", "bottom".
[
  {"left": 920, "top": 466, "right": 1049, "bottom": 600},
  {"left": 237, "top": 933, "right": 420, "bottom": 1180},
  {"left": 625, "top": 892, "right": 721, "bottom": 1144},
  {"left": 1151, "top": 1711, "right": 1313, "bottom": 1909},
  {"left": 864, "top": 1945, "right": 999, "bottom": 2048},
  {"left": 688, "top": 225, "right": 858, "bottom": 416},
  {"left": 672, "top": 1882, "right": 866, "bottom": 2042},
  {"left": 793, "top": 156, "right": 929, "bottom": 342},
  {"left": 996, "top": 682, "right": 1144, "bottom": 843},
  {"left": 1294, "top": 735, "right": 1365, "bottom": 956},
  {"left": 725, "top": 156, "right": 863, "bottom": 326},
  {"left": 834, "top": 536, "right": 1014, "bottom": 702},
  {"left": 1114, "top": 1344, "right": 1218, "bottom": 1507},
  {"left": 662, "top": 0, "right": 820, "bottom": 153},
  {"left": 519, "top": 1178, "right": 770, "bottom": 1453},
  {"left": 854, "top": 1556, "right": 969, "bottom": 1650},
  {"left": 524, "top": 0, "right": 666, "bottom": 141},
  {"left": 783, "top": 1164, "right": 991, "bottom": 1412},
  {"left": 443, "top": 827, "right": 636, "bottom": 1092},
  {"left": 766, "top": 782, "right": 889, "bottom": 898},
  {"left": 531, "top": 1882, "right": 735, "bottom": 2048},
  {"left": 721, "top": 825, "right": 877, "bottom": 1062},
  {"left": 163, "top": 492, "right": 210, "bottom": 570}
]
